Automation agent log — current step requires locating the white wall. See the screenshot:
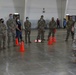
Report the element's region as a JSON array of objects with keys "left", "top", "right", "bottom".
[
  {"left": 25, "top": 0, "right": 66, "bottom": 28},
  {"left": 26, "top": 0, "right": 59, "bottom": 20},
  {"left": 1, "top": 0, "right": 76, "bottom": 28},
  {"left": 66, "top": 0, "right": 76, "bottom": 15},
  {"left": 0, "top": 0, "right": 25, "bottom": 22}
]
